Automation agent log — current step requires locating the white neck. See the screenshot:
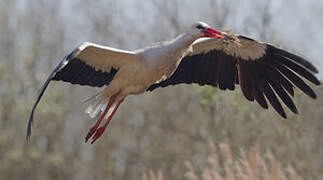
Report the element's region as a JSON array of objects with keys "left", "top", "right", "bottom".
[
  {"left": 173, "top": 31, "right": 198, "bottom": 47},
  {"left": 164, "top": 32, "right": 198, "bottom": 58}
]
